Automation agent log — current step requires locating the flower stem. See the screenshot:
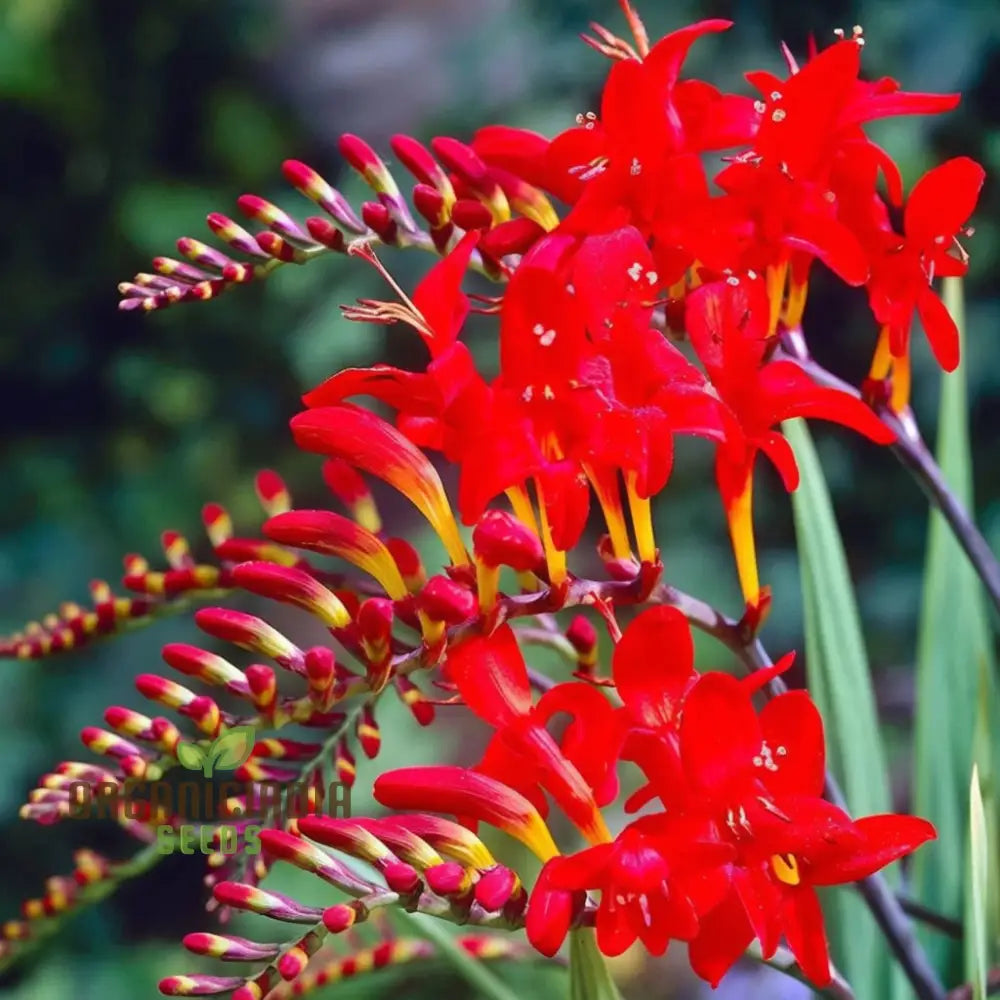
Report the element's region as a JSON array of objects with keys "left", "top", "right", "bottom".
[
  {"left": 406, "top": 912, "right": 524, "bottom": 1000},
  {"left": 777, "top": 331, "right": 1000, "bottom": 623}
]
